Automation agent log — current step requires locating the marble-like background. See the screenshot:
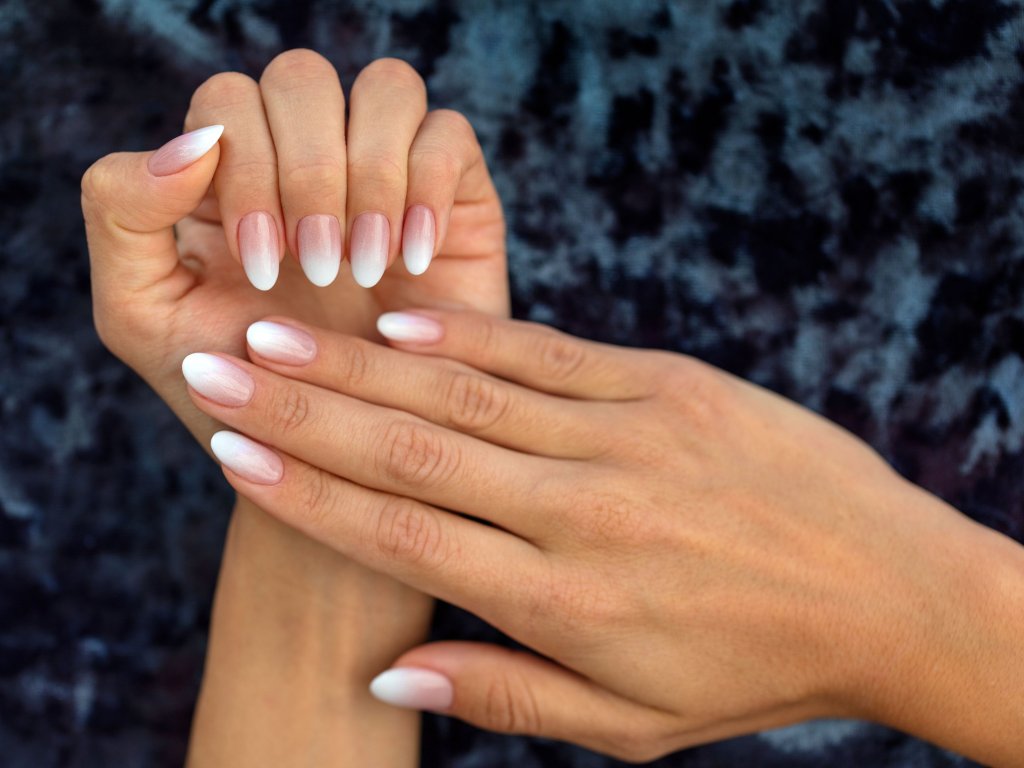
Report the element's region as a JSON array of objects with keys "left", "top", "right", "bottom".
[{"left": 2, "top": 0, "right": 1022, "bottom": 765}]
